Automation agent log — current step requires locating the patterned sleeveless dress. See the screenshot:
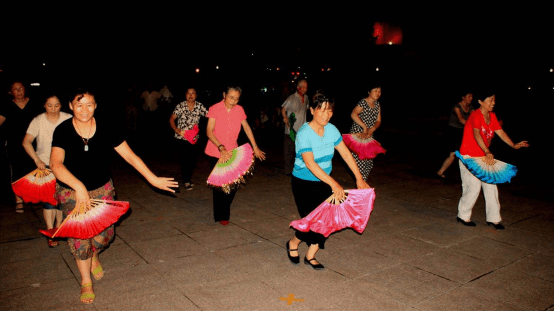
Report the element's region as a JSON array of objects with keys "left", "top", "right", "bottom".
[{"left": 349, "top": 99, "right": 381, "bottom": 180}]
